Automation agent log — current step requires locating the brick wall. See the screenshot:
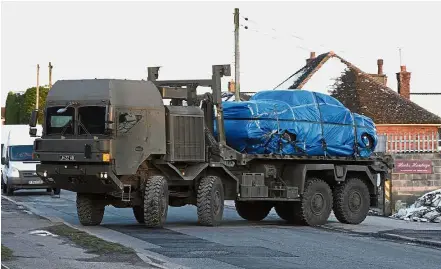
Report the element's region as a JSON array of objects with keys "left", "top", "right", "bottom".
[
  {"left": 377, "top": 125, "right": 440, "bottom": 152},
  {"left": 377, "top": 125, "right": 439, "bottom": 135},
  {"left": 391, "top": 153, "right": 441, "bottom": 205}
]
